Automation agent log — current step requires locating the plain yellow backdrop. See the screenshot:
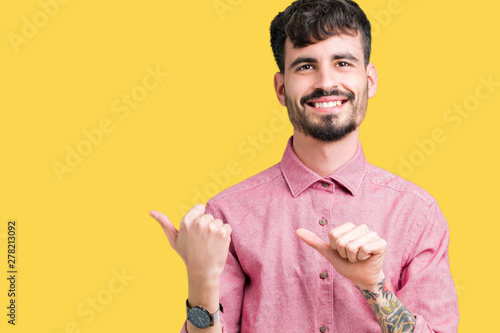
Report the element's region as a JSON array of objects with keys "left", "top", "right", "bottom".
[{"left": 1, "top": 0, "right": 498, "bottom": 332}]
